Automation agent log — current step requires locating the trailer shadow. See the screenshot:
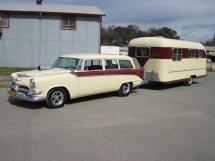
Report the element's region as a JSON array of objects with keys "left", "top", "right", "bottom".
[{"left": 140, "top": 81, "right": 198, "bottom": 90}]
